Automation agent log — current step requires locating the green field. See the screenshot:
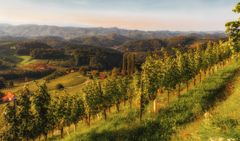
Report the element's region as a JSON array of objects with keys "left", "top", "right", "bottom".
[
  {"left": 17, "top": 56, "right": 33, "bottom": 66},
  {"left": 3, "top": 71, "right": 88, "bottom": 93}
]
